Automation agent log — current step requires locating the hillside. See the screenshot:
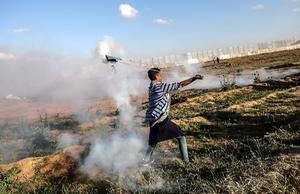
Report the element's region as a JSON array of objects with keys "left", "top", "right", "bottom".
[{"left": 0, "top": 70, "right": 299, "bottom": 193}]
